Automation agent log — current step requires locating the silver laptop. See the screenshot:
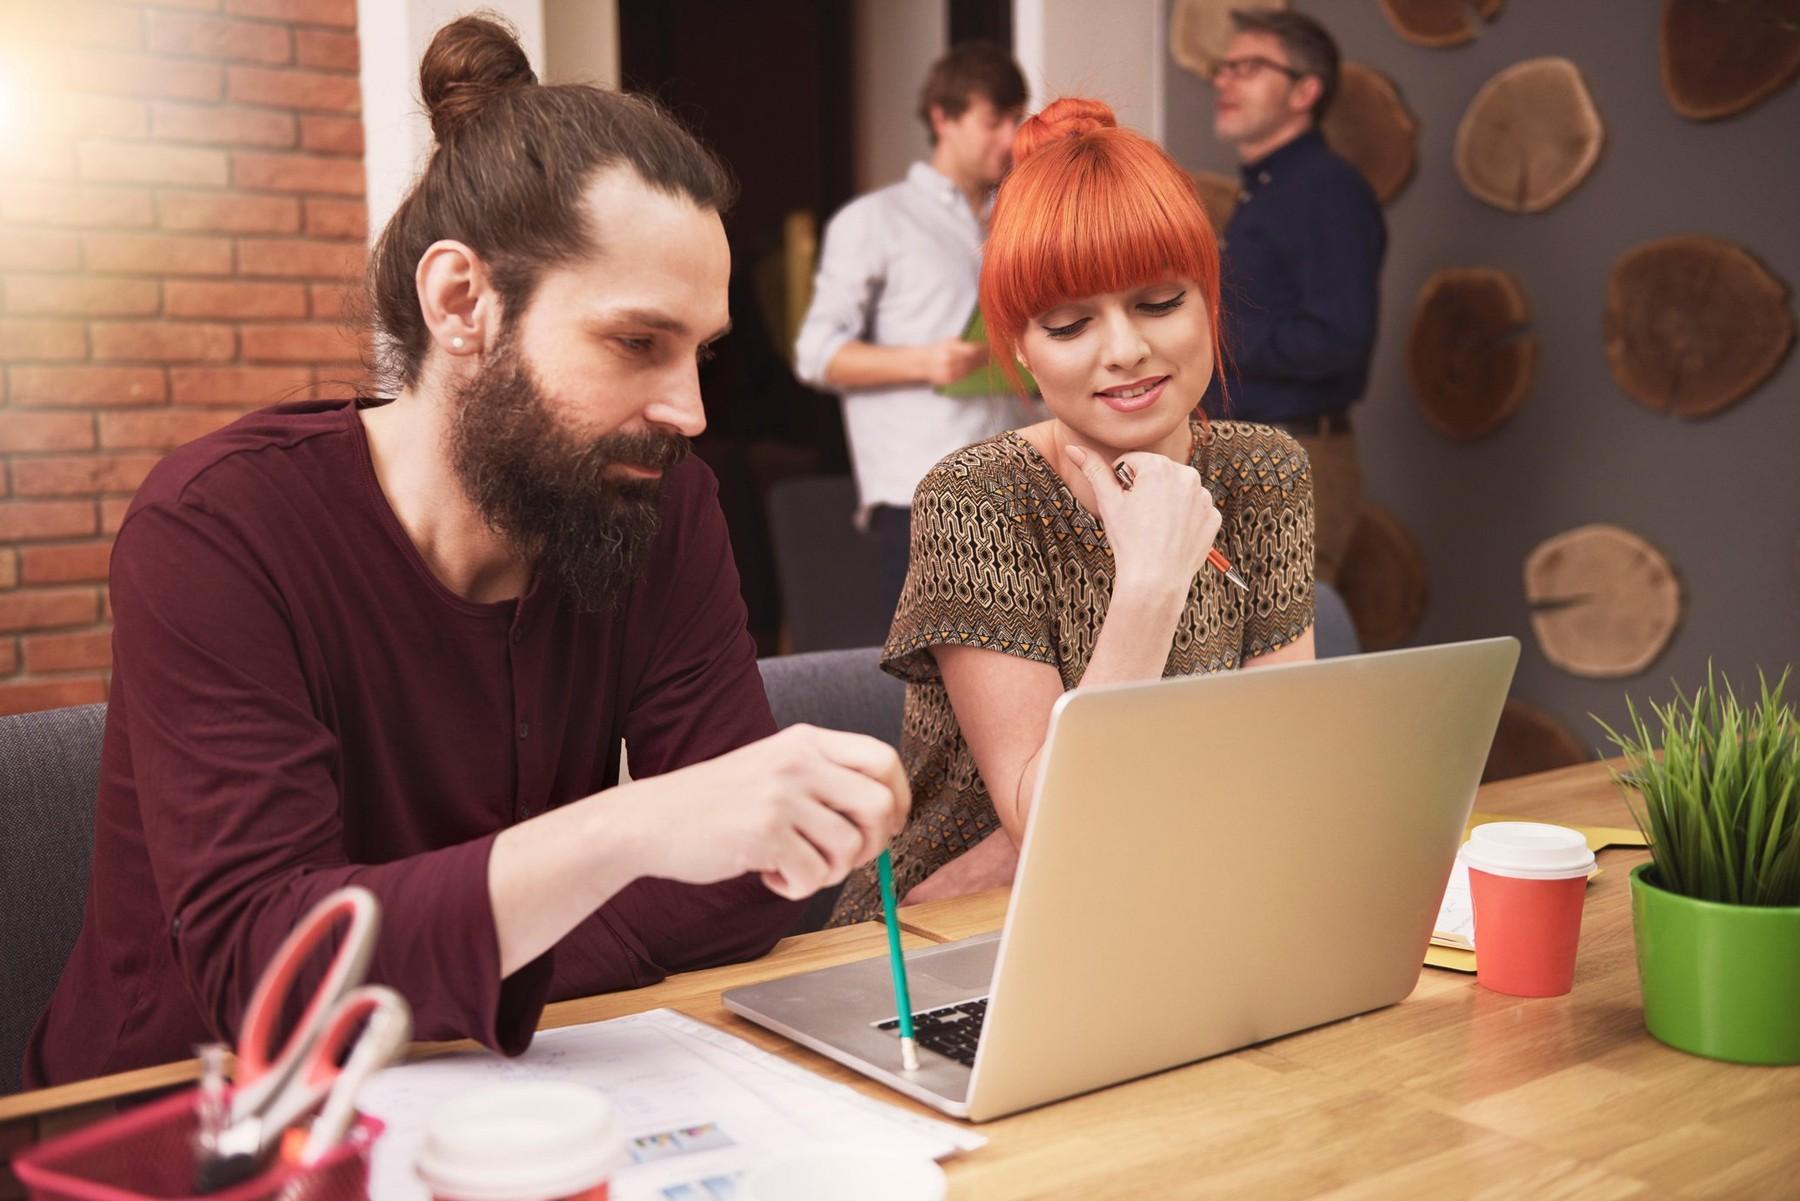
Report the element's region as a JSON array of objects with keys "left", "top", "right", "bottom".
[{"left": 724, "top": 637, "right": 1519, "bottom": 1121}]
